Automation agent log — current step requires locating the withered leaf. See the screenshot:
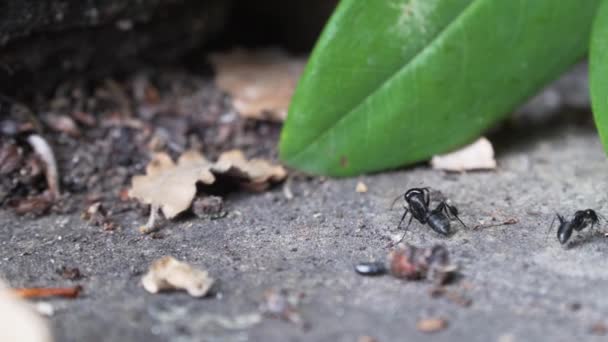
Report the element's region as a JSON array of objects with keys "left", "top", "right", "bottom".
[
  {"left": 213, "top": 150, "right": 287, "bottom": 191},
  {"left": 129, "top": 150, "right": 215, "bottom": 219},
  {"left": 210, "top": 48, "right": 306, "bottom": 122},
  {"left": 431, "top": 137, "right": 496, "bottom": 172},
  {"left": 129, "top": 149, "right": 287, "bottom": 227}
]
